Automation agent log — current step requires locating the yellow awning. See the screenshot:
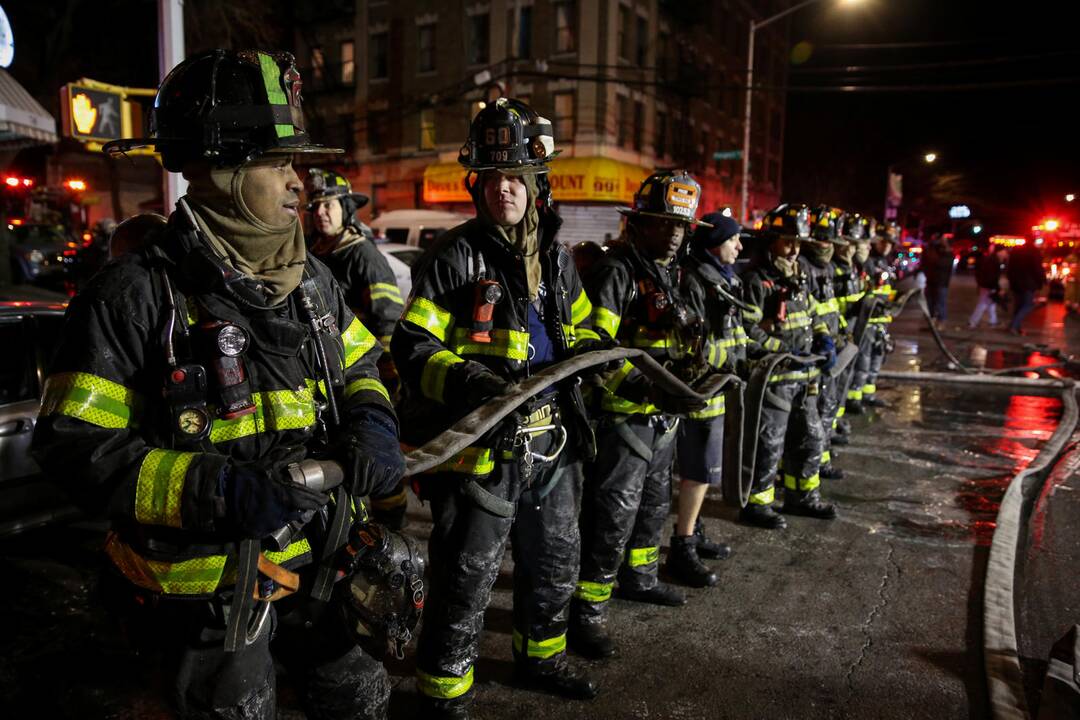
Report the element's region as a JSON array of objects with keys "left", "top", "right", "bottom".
[{"left": 423, "top": 156, "right": 650, "bottom": 205}]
